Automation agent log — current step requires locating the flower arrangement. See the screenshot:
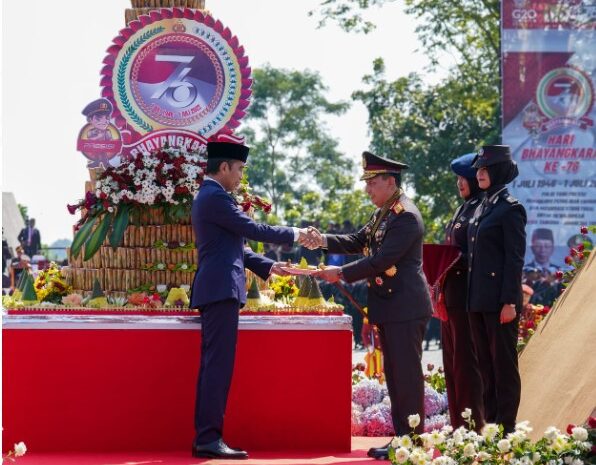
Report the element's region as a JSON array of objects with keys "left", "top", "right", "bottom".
[
  {"left": 269, "top": 275, "right": 299, "bottom": 302},
  {"left": 386, "top": 412, "right": 594, "bottom": 465},
  {"left": 351, "top": 364, "right": 449, "bottom": 436},
  {"left": 33, "top": 263, "right": 72, "bottom": 303},
  {"left": 67, "top": 146, "right": 271, "bottom": 261},
  {"left": 517, "top": 304, "right": 550, "bottom": 352},
  {"left": 557, "top": 225, "right": 595, "bottom": 288}
]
